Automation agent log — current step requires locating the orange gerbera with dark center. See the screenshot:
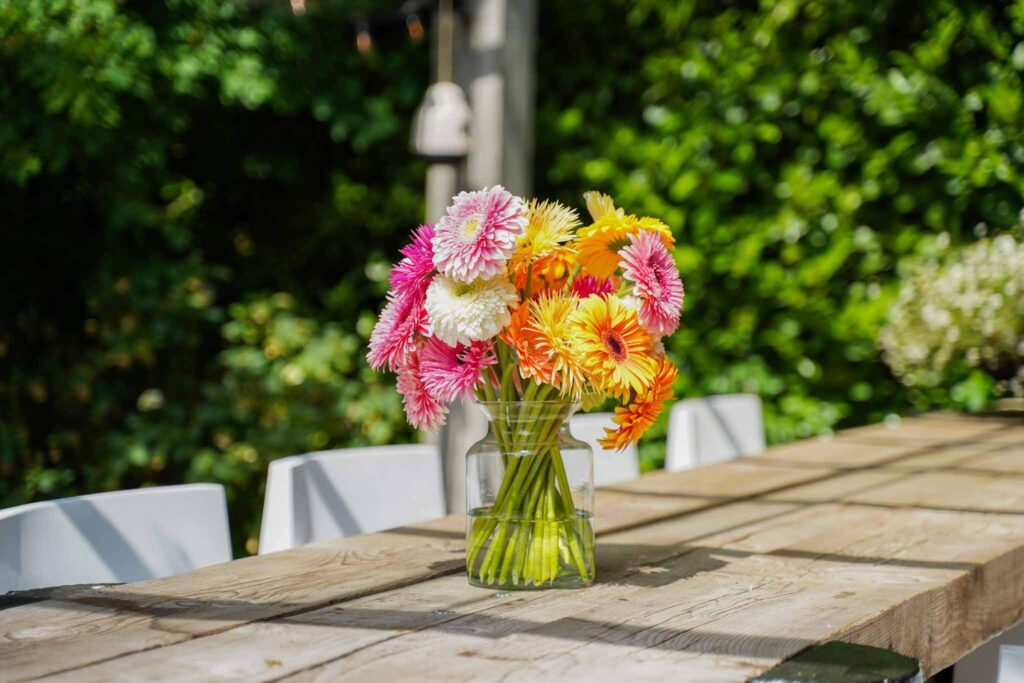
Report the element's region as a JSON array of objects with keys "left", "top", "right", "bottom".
[
  {"left": 568, "top": 295, "right": 658, "bottom": 400},
  {"left": 599, "top": 356, "right": 677, "bottom": 450}
]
